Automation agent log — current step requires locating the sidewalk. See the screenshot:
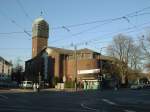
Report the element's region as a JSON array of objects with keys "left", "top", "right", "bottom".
[
  {"left": 0, "top": 88, "right": 33, "bottom": 93},
  {"left": 0, "top": 88, "right": 84, "bottom": 93}
]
